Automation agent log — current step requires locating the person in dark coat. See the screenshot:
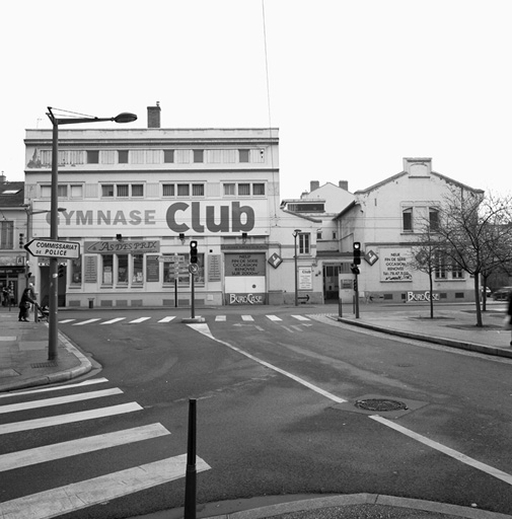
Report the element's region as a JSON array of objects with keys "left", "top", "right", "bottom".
[{"left": 18, "top": 284, "right": 37, "bottom": 322}]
